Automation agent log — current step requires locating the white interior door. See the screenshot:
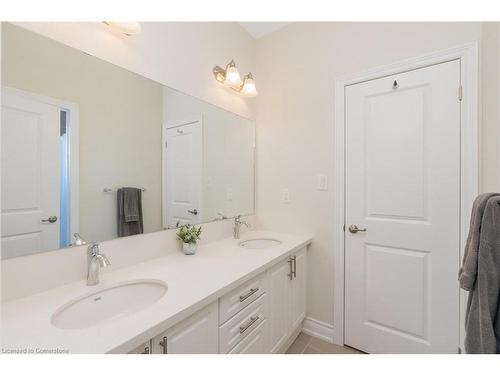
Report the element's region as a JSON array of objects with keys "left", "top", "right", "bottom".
[
  {"left": 1, "top": 89, "right": 61, "bottom": 258},
  {"left": 344, "top": 60, "right": 461, "bottom": 354},
  {"left": 163, "top": 118, "right": 202, "bottom": 227}
]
